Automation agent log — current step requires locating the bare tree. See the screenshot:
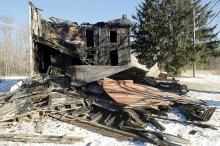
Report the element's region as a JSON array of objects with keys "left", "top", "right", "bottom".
[
  {"left": 0, "top": 17, "right": 14, "bottom": 75},
  {"left": 14, "top": 25, "right": 30, "bottom": 75},
  {"left": 0, "top": 17, "right": 30, "bottom": 76}
]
